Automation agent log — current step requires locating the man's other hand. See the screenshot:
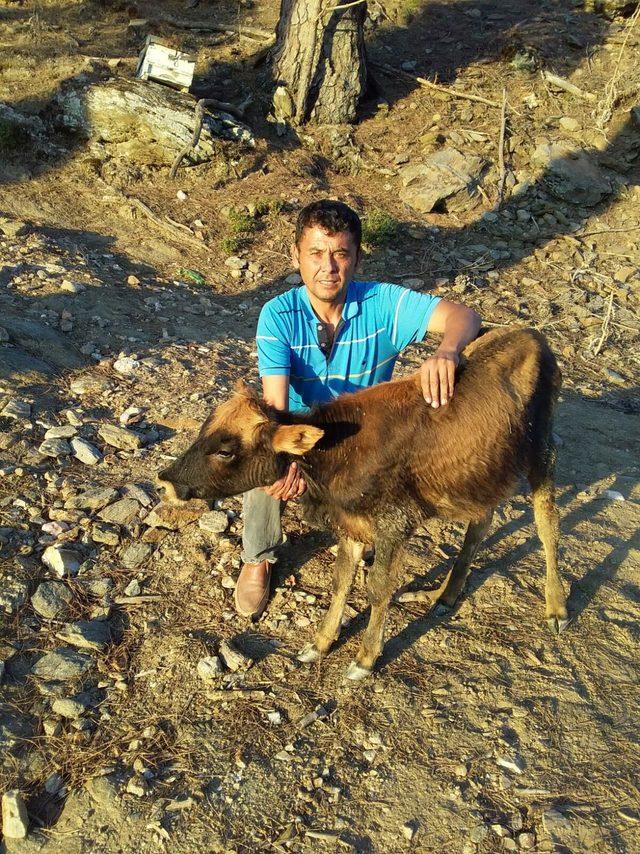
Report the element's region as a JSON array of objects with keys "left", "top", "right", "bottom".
[
  {"left": 420, "top": 349, "right": 460, "bottom": 408},
  {"left": 262, "top": 461, "right": 307, "bottom": 501}
]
